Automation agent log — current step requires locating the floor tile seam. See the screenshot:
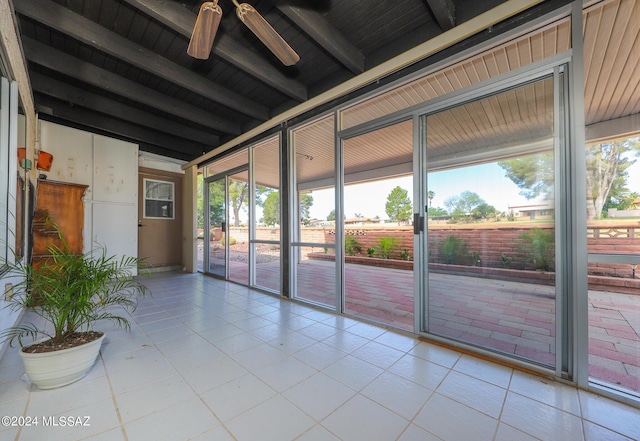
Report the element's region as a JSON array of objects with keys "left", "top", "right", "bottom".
[
  {"left": 412, "top": 391, "right": 502, "bottom": 435},
  {"left": 109, "top": 370, "right": 180, "bottom": 405},
  {"left": 95, "top": 351, "right": 131, "bottom": 441},
  {"left": 323, "top": 360, "right": 388, "bottom": 395},
  {"left": 360, "top": 380, "right": 436, "bottom": 422},
  {"left": 5, "top": 383, "right": 30, "bottom": 441},
  {"left": 119, "top": 392, "right": 223, "bottom": 435},
  {"left": 131, "top": 341, "right": 240, "bottom": 436},
  {"left": 290, "top": 346, "right": 351, "bottom": 371},
  {"left": 347, "top": 348, "right": 406, "bottom": 371},
  {"left": 502, "top": 388, "right": 589, "bottom": 428},
  {"left": 317, "top": 392, "right": 413, "bottom": 439},
  {"left": 393, "top": 421, "right": 443, "bottom": 441},
  {"left": 581, "top": 418, "right": 636, "bottom": 441}
]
